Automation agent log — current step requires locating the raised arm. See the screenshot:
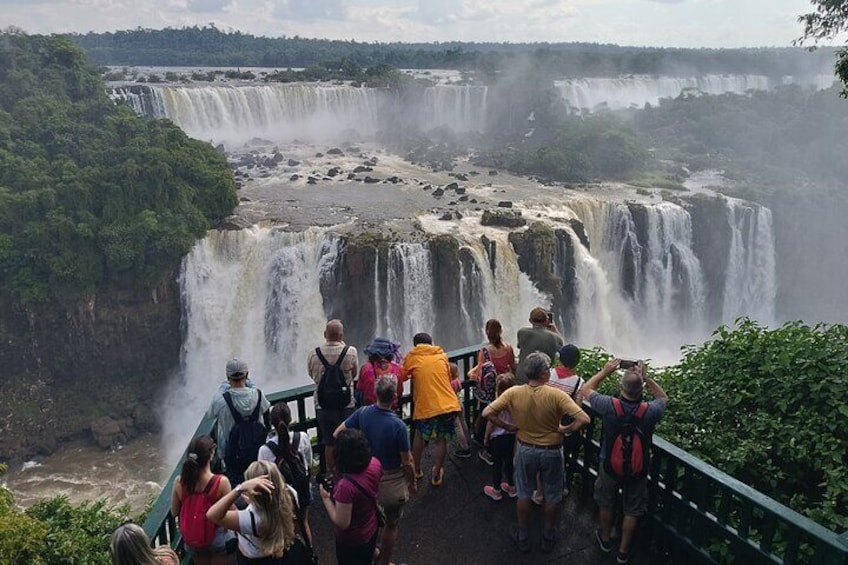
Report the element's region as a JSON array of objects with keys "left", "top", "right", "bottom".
[{"left": 581, "top": 358, "right": 620, "bottom": 401}]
